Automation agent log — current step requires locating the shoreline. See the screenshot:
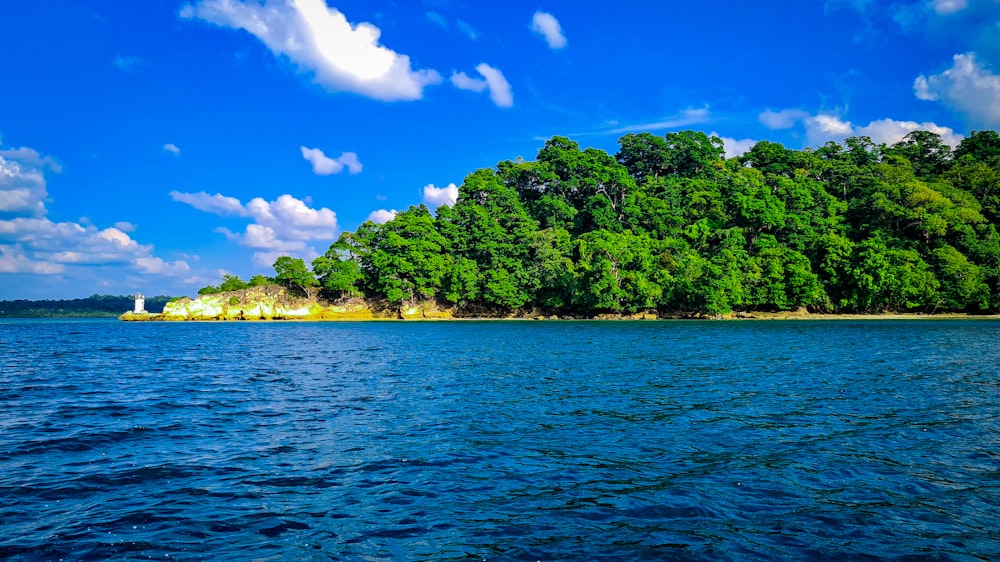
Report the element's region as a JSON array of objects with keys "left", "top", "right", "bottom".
[{"left": 118, "top": 311, "right": 1000, "bottom": 322}]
